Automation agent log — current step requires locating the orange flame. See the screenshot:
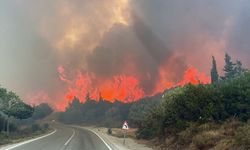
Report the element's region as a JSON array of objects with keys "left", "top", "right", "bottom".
[
  {"left": 178, "top": 66, "right": 211, "bottom": 86},
  {"left": 57, "top": 65, "right": 211, "bottom": 107}
]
